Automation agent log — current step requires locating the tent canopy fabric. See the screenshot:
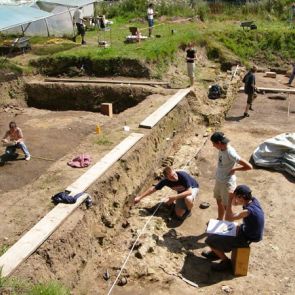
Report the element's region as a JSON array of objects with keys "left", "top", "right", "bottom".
[
  {"left": 0, "top": 5, "right": 54, "bottom": 31},
  {"left": 36, "top": 0, "right": 98, "bottom": 8},
  {"left": 252, "top": 133, "right": 295, "bottom": 177}
]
